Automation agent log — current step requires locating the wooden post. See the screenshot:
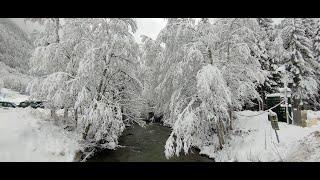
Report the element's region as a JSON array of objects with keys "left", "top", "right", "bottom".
[
  {"left": 274, "top": 130, "right": 280, "bottom": 143},
  {"left": 82, "top": 123, "right": 91, "bottom": 140},
  {"left": 216, "top": 119, "right": 225, "bottom": 149},
  {"left": 51, "top": 108, "right": 58, "bottom": 124},
  {"left": 228, "top": 107, "right": 234, "bottom": 130},
  {"left": 293, "top": 97, "right": 302, "bottom": 126}
]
